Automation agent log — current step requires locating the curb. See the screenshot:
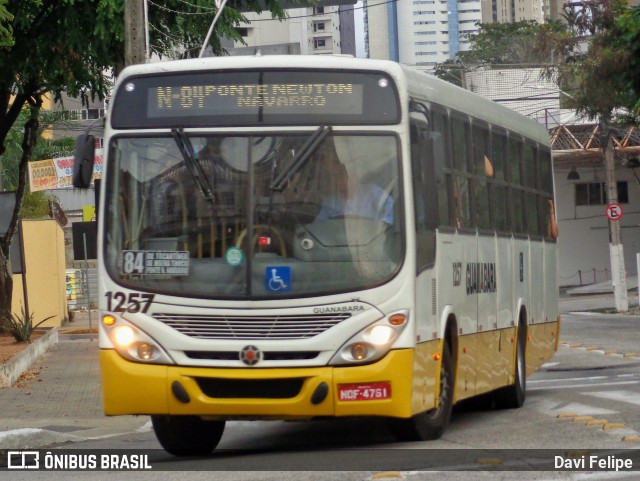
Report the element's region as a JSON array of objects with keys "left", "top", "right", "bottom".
[
  {"left": 0, "top": 328, "right": 59, "bottom": 388},
  {"left": 0, "top": 428, "right": 80, "bottom": 450}
]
